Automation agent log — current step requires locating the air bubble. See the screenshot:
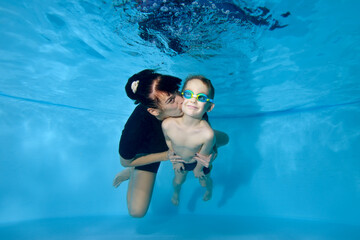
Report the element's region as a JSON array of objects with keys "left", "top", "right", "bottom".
[{"left": 160, "top": 6, "right": 168, "bottom": 12}]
